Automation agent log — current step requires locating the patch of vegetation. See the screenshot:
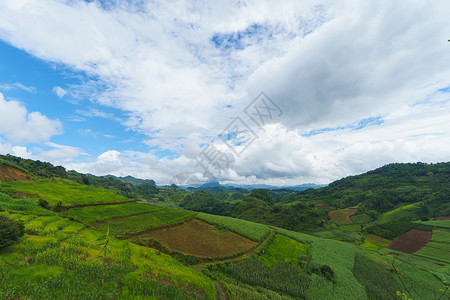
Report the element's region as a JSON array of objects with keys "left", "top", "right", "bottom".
[
  {"left": 0, "top": 178, "right": 132, "bottom": 206},
  {"left": 258, "top": 234, "right": 309, "bottom": 267},
  {"left": 196, "top": 212, "right": 270, "bottom": 242},
  {"left": 350, "top": 213, "right": 372, "bottom": 224},
  {"left": 353, "top": 252, "right": 401, "bottom": 299},
  {"left": 64, "top": 202, "right": 163, "bottom": 224},
  {"left": 364, "top": 221, "right": 432, "bottom": 240},
  {"left": 0, "top": 215, "right": 24, "bottom": 248},
  {"left": 206, "top": 259, "right": 310, "bottom": 298},
  {"left": 94, "top": 208, "right": 196, "bottom": 236}
]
